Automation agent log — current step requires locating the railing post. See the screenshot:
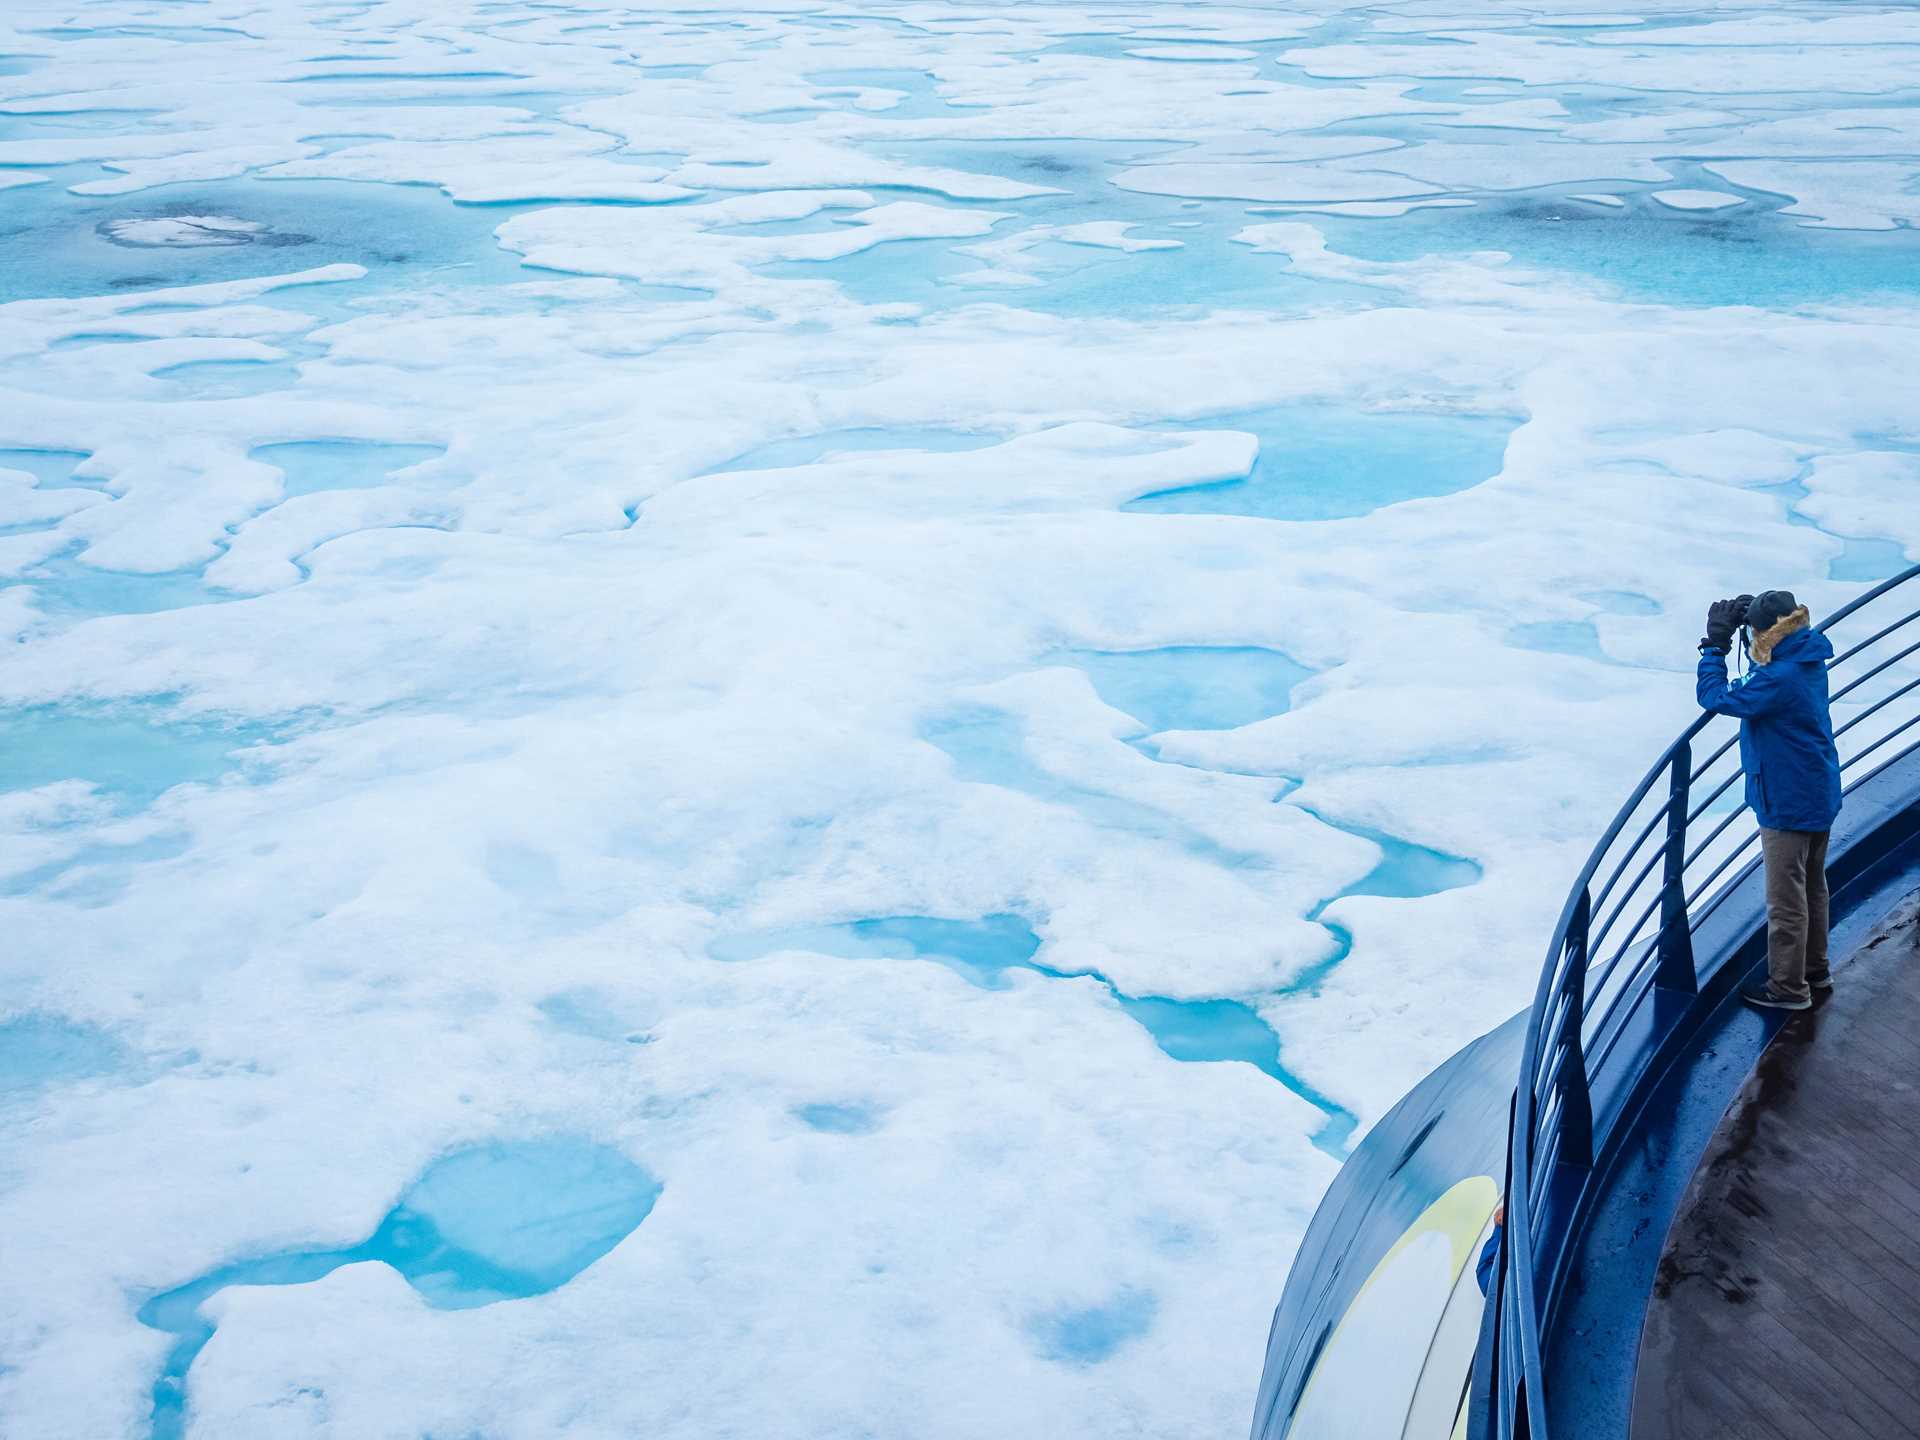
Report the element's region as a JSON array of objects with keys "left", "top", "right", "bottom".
[
  {"left": 1556, "top": 889, "right": 1594, "bottom": 1170},
  {"left": 1655, "top": 742, "right": 1698, "bottom": 993}
]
